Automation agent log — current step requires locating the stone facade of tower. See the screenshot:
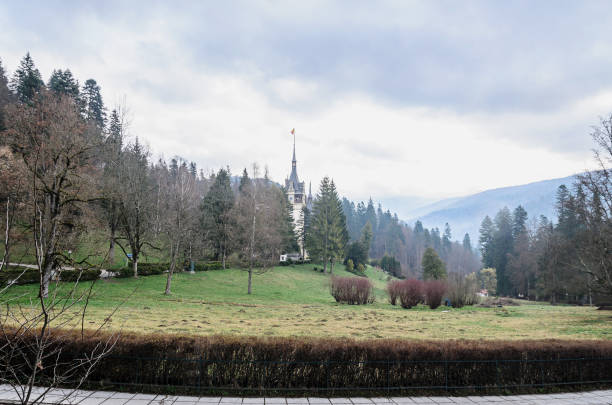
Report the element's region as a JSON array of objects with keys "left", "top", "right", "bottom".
[{"left": 285, "top": 142, "right": 312, "bottom": 257}]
